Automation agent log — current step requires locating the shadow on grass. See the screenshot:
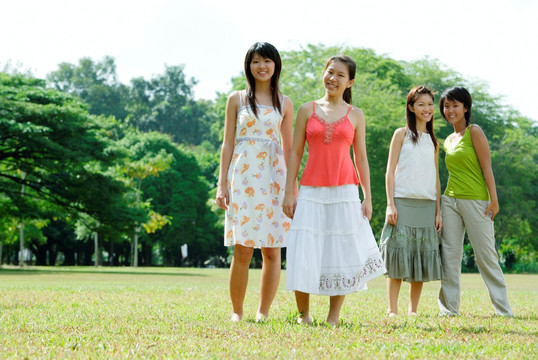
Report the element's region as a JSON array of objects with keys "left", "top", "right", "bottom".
[
  {"left": 457, "top": 326, "right": 537, "bottom": 337},
  {"left": 470, "top": 314, "right": 537, "bottom": 321},
  {"left": 0, "top": 267, "right": 207, "bottom": 277}
]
